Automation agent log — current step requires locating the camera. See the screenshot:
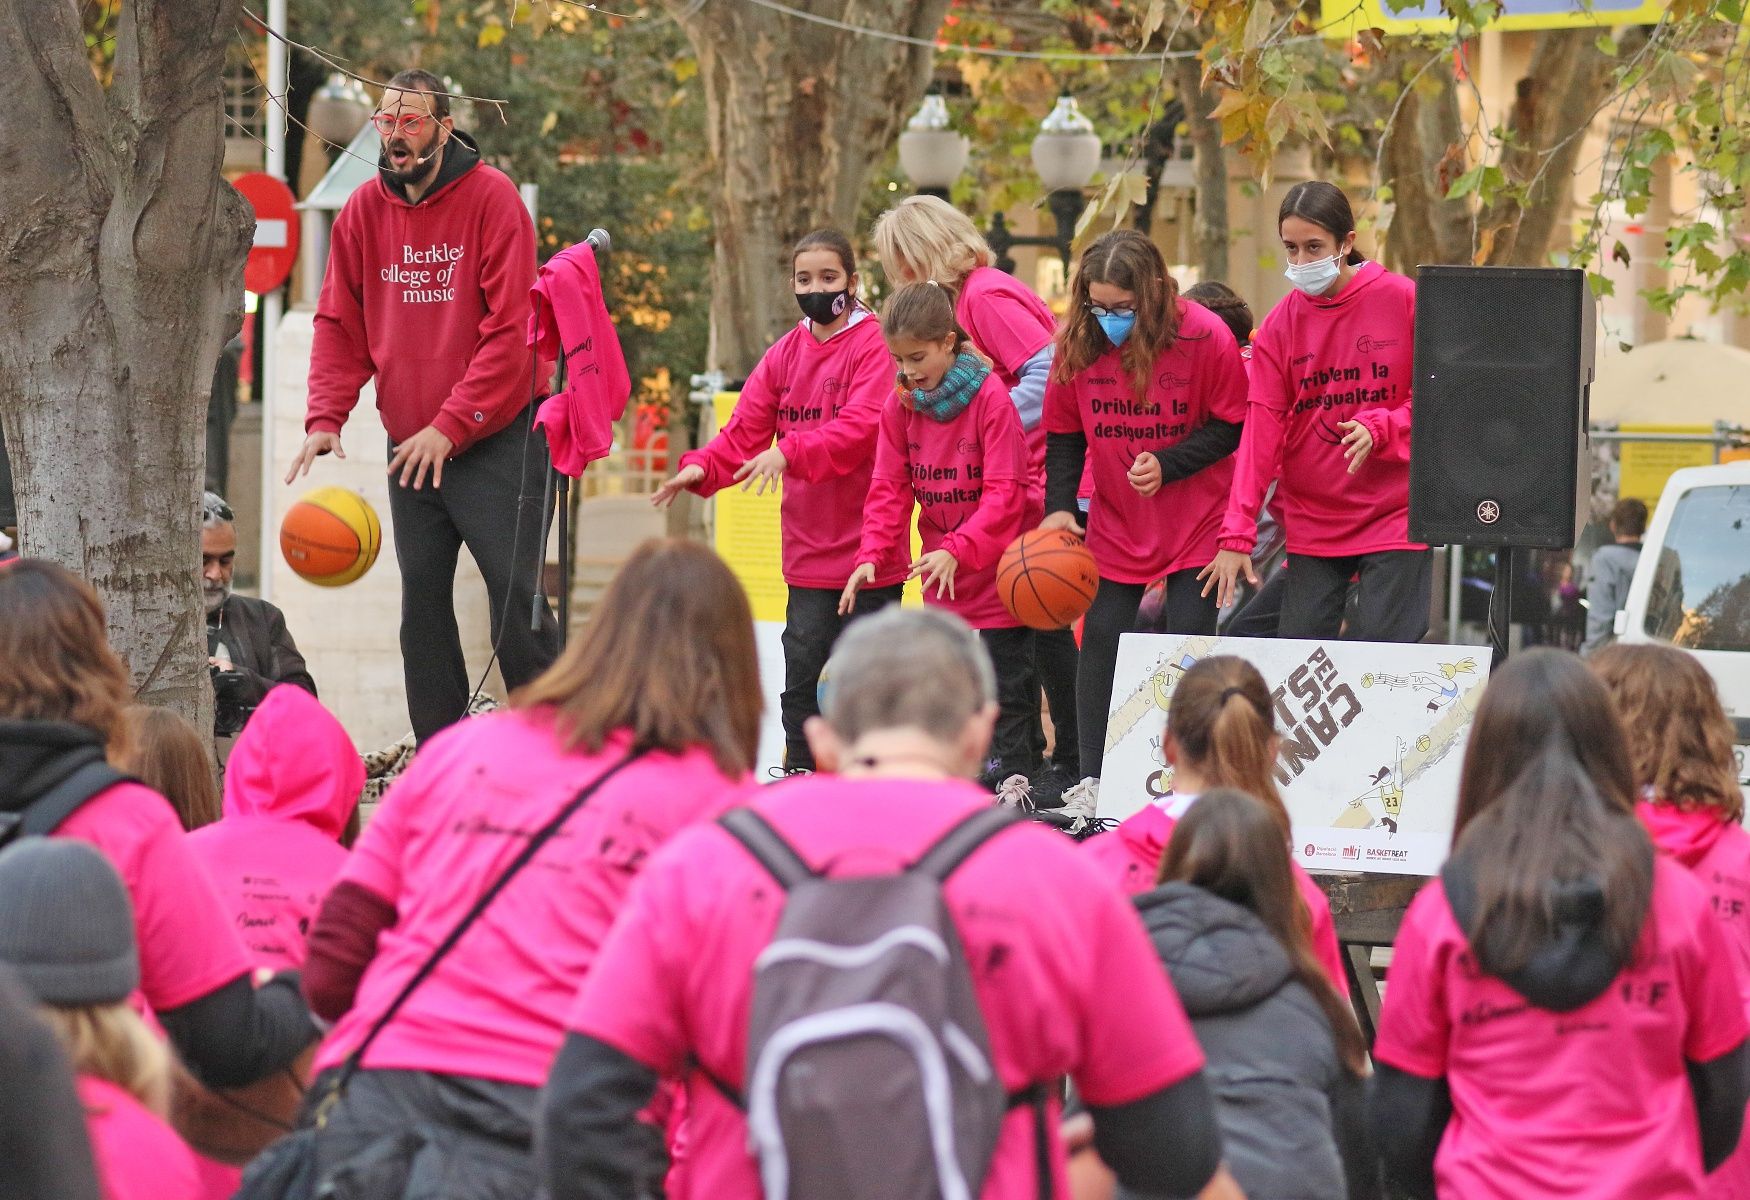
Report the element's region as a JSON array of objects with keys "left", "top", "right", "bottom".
[{"left": 211, "top": 665, "right": 257, "bottom": 738}]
